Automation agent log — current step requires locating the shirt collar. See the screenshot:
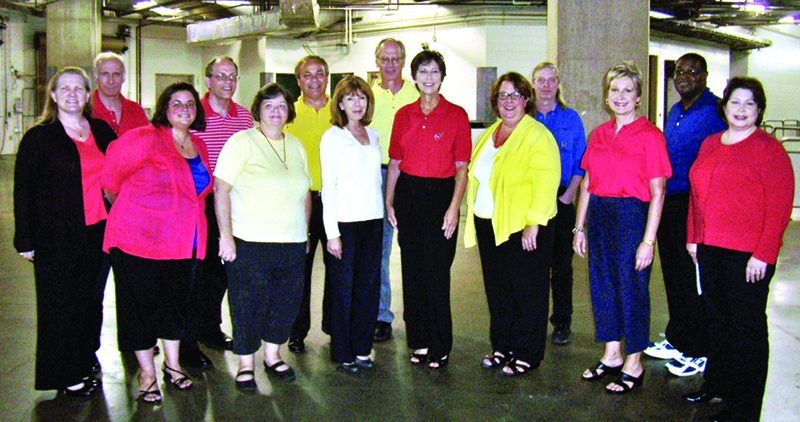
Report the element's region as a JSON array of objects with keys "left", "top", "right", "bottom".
[{"left": 201, "top": 92, "right": 241, "bottom": 118}]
